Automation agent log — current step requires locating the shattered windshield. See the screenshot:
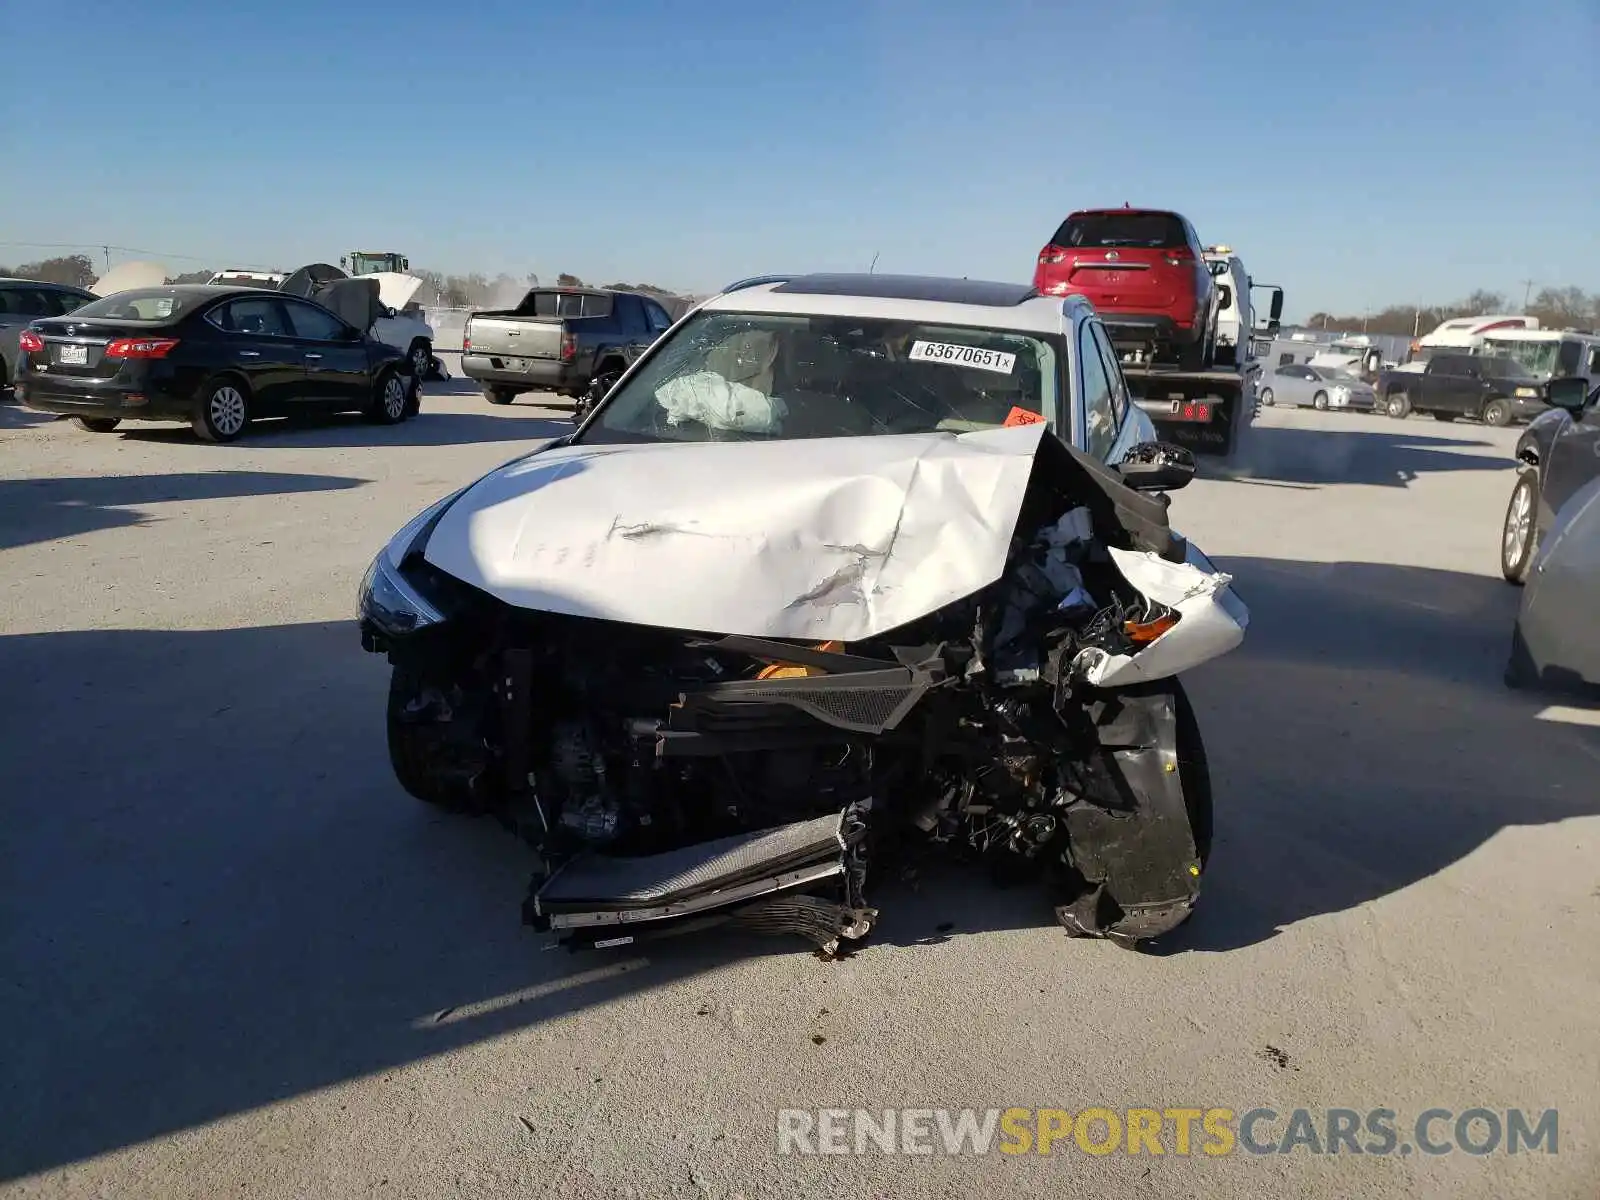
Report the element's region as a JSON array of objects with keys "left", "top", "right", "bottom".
[{"left": 589, "top": 311, "right": 1061, "bottom": 443}]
